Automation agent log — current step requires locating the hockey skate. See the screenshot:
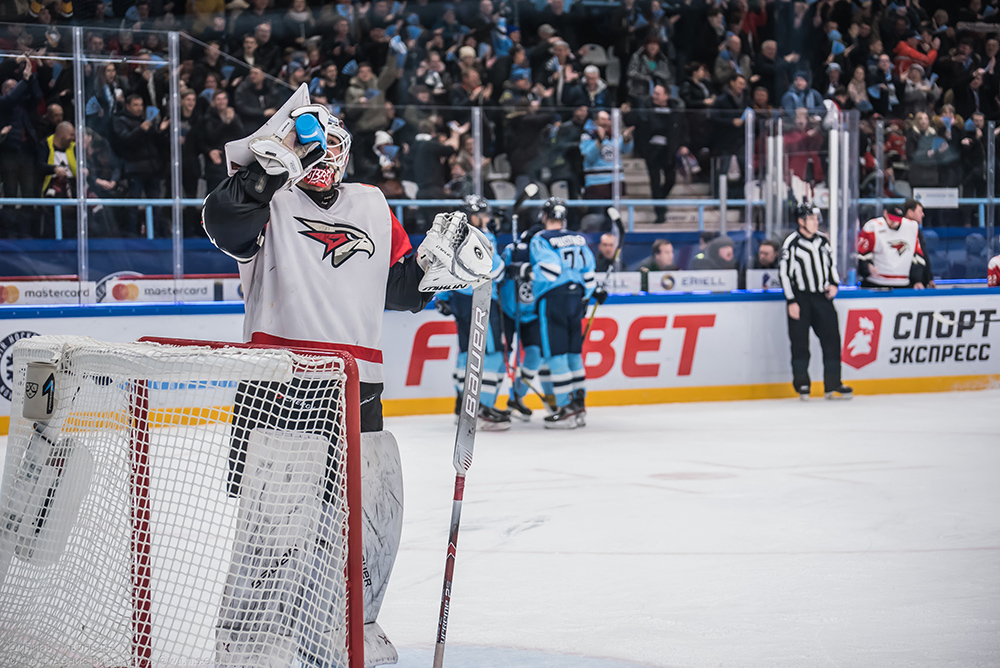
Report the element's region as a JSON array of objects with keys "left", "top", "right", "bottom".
[
  {"left": 506, "top": 395, "right": 533, "bottom": 421},
  {"left": 478, "top": 404, "right": 512, "bottom": 431},
  {"left": 570, "top": 390, "right": 587, "bottom": 427},
  {"left": 543, "top": 404, "right": 582, "bottom": 429},
  {"left": 825, "top": 385, "right": 853, "bottom": 400},
  {"left": 797, "top": 385, "right": 810, "bottom": 401}
]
